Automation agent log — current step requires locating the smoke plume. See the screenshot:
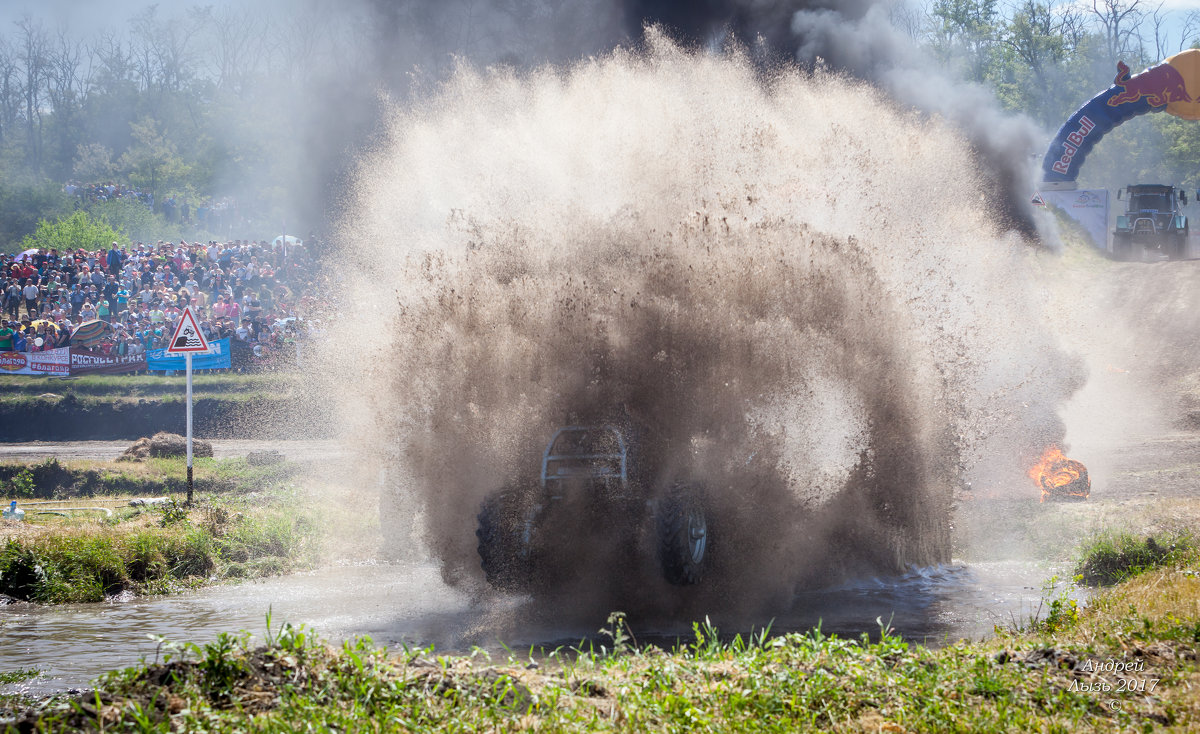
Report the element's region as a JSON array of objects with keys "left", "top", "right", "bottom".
[{"left": 621, "top": 0, "right": 1044, "bottom": 238}]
